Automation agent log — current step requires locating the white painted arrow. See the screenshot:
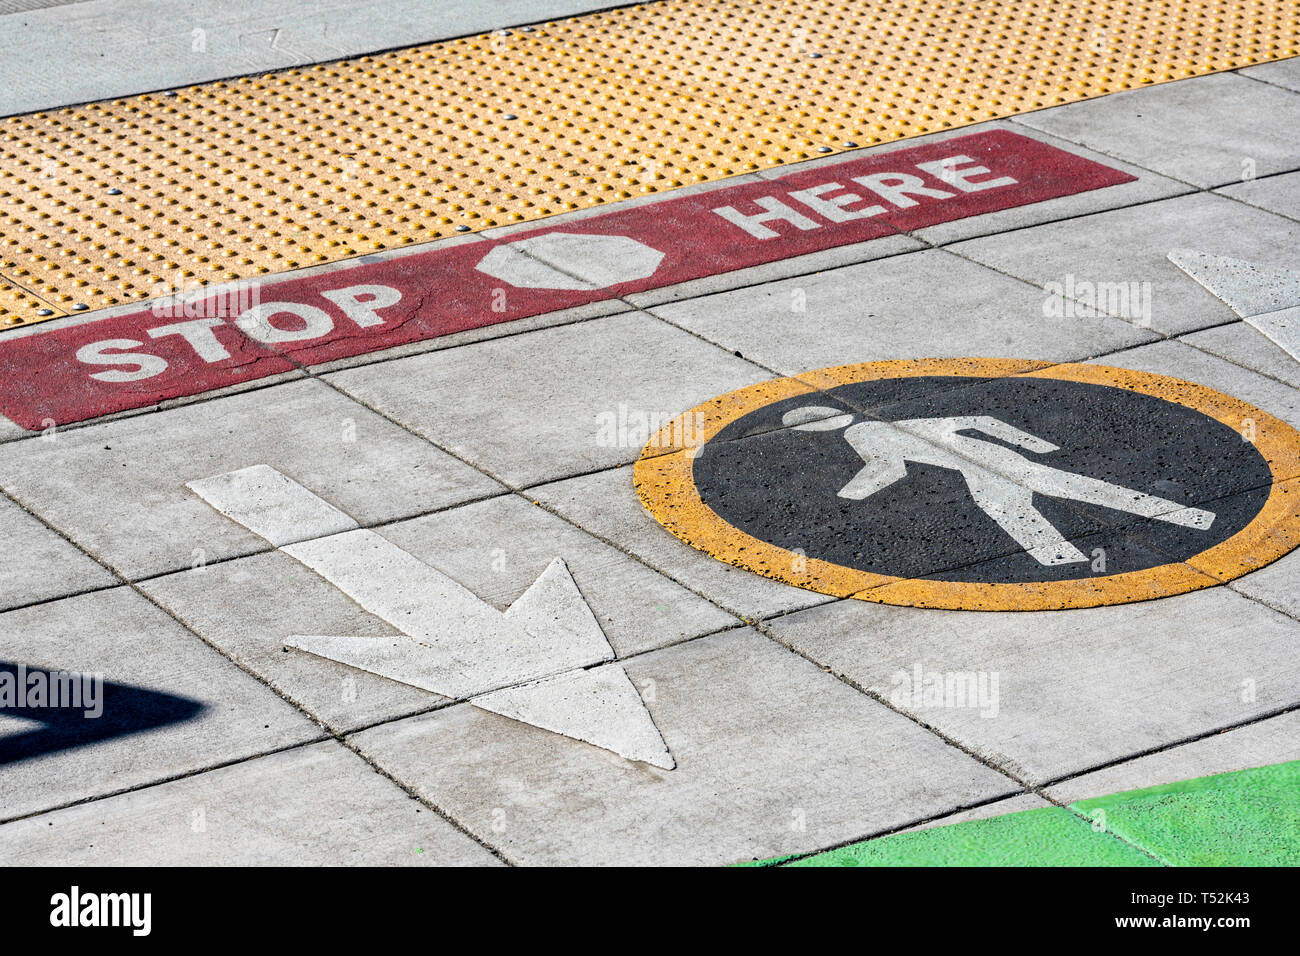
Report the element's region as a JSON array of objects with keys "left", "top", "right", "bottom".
[
  {"left": 1168, "top": 249, "right": 1300, "bottom": 364},
  {"left": 187, "top": 464, "right": 674, "bottom": 769}
]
